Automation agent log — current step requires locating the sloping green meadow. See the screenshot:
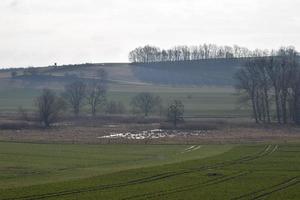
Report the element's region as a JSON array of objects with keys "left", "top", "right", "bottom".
[
  {"left": 0, "top": 142, "right": 232, "bottom": 189},
  {"left": 0, "top": 143, "right": 299, "bottom": 200},
  {"left": 0, "top": 86, "right": 248, "bottom": 117}
]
